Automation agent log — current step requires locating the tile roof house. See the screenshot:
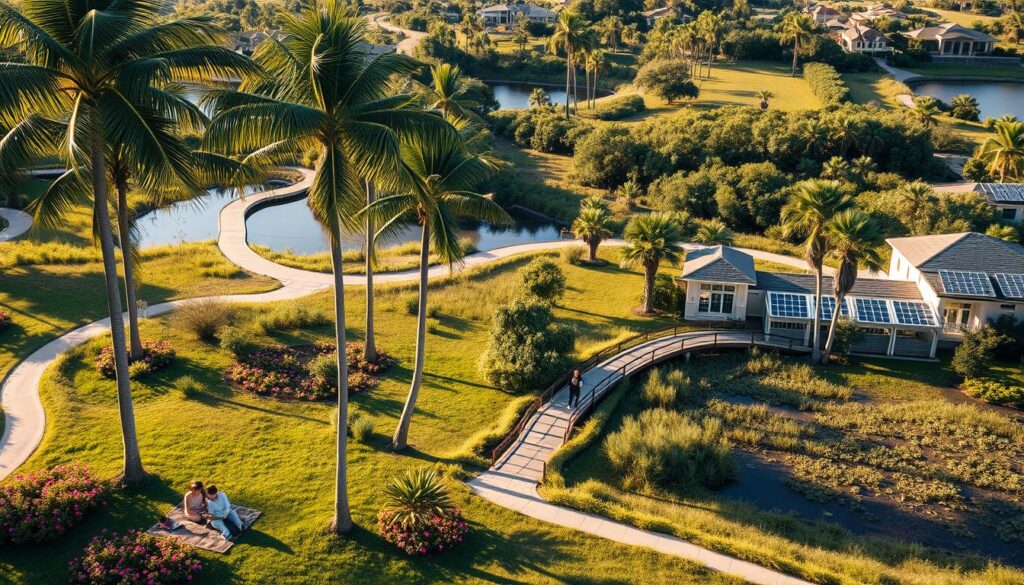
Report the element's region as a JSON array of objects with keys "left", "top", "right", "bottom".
[
  {"left": 838, "top": 23, "right": 890, "bottom": 53},
  {"left": 477, "top": 2, "right": 556, "bottom": 27},
  {"left": 850, "top": 4, "right": 908, "bottom": 23},
  {"left": 676, "top": 233, "right": 1024, "bottom": 359},
  {"left": 903, "top": 23, "right": 998, "bottom": 56},
  {"left": 803, "top": 3, "right": 842, "bottom": 23}
]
